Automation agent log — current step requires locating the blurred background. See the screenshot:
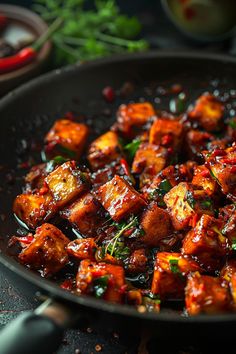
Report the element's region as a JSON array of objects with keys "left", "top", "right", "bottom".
[{"left": 1, "top": 0, "right": 236, "bottom": 91}]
